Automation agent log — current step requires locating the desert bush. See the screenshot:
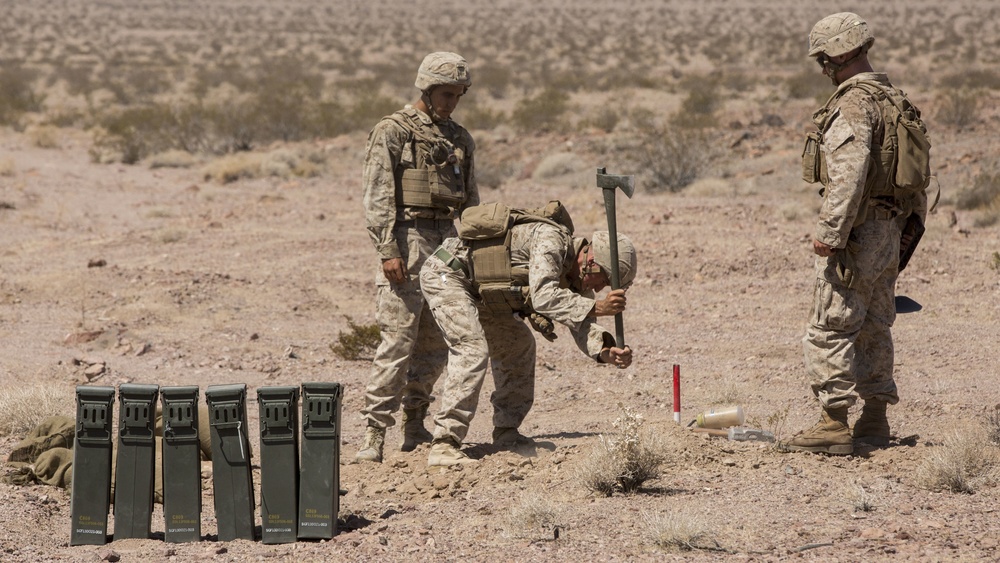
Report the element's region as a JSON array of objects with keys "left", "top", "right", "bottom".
[
  {"left": 671, "top": 76, "right": 722, "bottom": 129},
  {"left": 531, "top": 152, "right": 582, "bottom": 180},
  {"left": 939, "top": 69, "right": 1000, "bottom": 91},
  {"left": 26, "top": 125, "right": 60, "bottom": 148},
  {"left": 90, "top": 104, "right": 176, "bottom": 164},
  {"left": 936, "top": 88, "right": 983, "bottom": 129},
  {"left": 785, "top": 69, "right": 830, "bottom": 101},
  {"left": 955, "top": 166, "right": 1000, "bottom": 211},
  {"left": 0, "top": 158, "right": 15, "bottom": 177},
  {"left": 260, "top": 147, "right": 326, "bottom": 178},
  {"left": 577, "top": 404, "right": 664, "bottom": 496},
  {"left": 502, "top": 492, "right": 561, "bottom": 540},
  {"left": 148, "top": 149, "right": 198, "bottom": 169},
  {"left": 329, "top": 316, "right": 380, "bottom": 361},
  {"left": 632, "top": 125, "right": 718, "bottom": 193},
  {"left": 346, "top": 93, "right": 404, "bottom": 135},
  {"left": 201, "top": 152, "right": 264, "bottom": 183},
  {"left": 987, "top": 406, "right": 1000, "bottom": 444},
  {"left": 0, "top": 65, "right": 45, "bottom": 126},
  {"left": 579, "top": 106, "right": 622, "bottom": 133},
  {"left": 0, "top": 386, "right": 75, "bottom": 436},
  {"left": 460, "top": 100, "right": 506, "bottom": 132},
  {"left": 915, "top": 427, "right": 1000, "bottom": 493},
  {"left": 644, "top": 509, "right": 722, "bottom": 553},
  {"left": 511, "top": 88, "right": 570, "bottom": 133}
]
